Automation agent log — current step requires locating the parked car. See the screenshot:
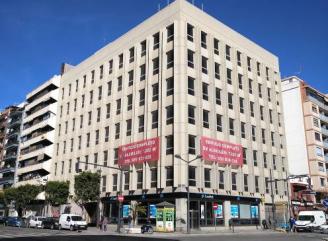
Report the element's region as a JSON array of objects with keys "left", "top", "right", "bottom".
[
  {"left": 6, "top": 217, "right": 23, "bottom": 227},
  {"left": 29, "top": 216, "right": 46, "bottom": 228},
  {"left": 41, "top": 217, "right": 59, "bottom": 229},
  {"left": 319, "top": 224, "right": 328, "bottom": 234},
  {"left": 58, "top": 214, "right": 87, "bottom": 231},
  {"left": 295, "top": 211, "right": 326, "bottom": 232},
  {"left": 0, "top": 216, "right": 7, "bottom": 225}
]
